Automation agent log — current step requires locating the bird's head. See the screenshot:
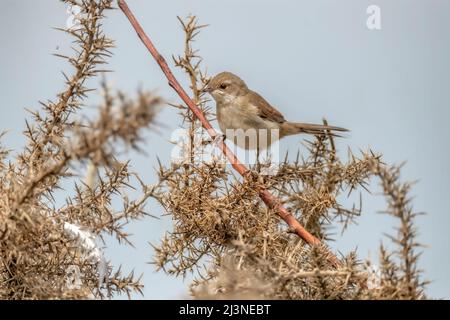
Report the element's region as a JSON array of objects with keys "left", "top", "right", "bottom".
[{"left": 203, "top": 72, "right": 248, "bottom": 103}]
